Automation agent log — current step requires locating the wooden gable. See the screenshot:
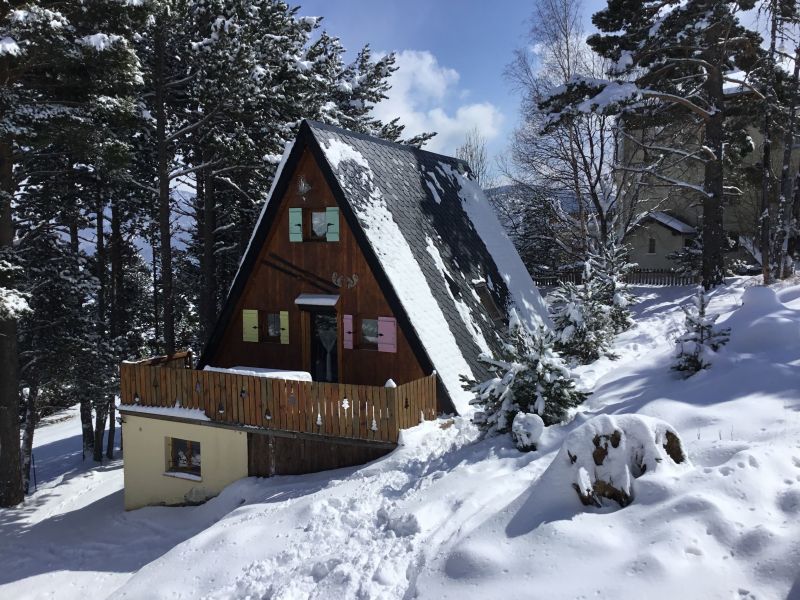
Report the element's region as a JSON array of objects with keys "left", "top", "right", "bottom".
[{"left": 202, "top": 146, "right": 428, "bottom": 388}]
